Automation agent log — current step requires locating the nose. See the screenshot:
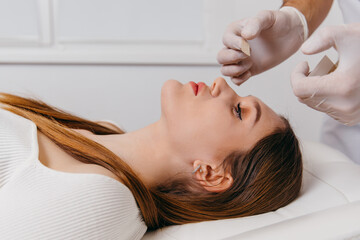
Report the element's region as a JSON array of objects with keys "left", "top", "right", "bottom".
[{"left": 211, "top": 77, "right": 228, "bottom": 97}]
